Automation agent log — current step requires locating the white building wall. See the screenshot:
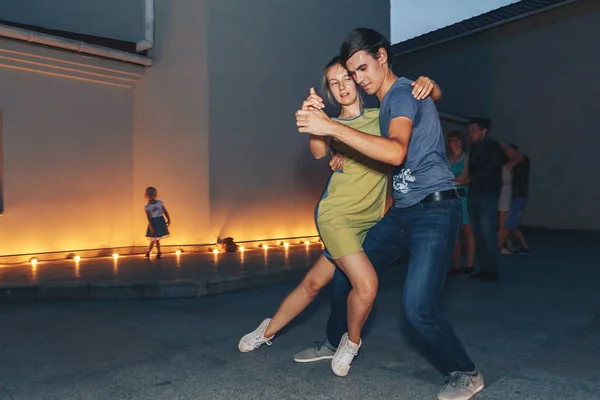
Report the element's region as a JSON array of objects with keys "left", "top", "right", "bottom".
[
  {"left": 0, "top": 0, "right": 391, "bottom": 255},
  {"left": 0, "top": 40, "right": 139, "bottom": 256}
]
